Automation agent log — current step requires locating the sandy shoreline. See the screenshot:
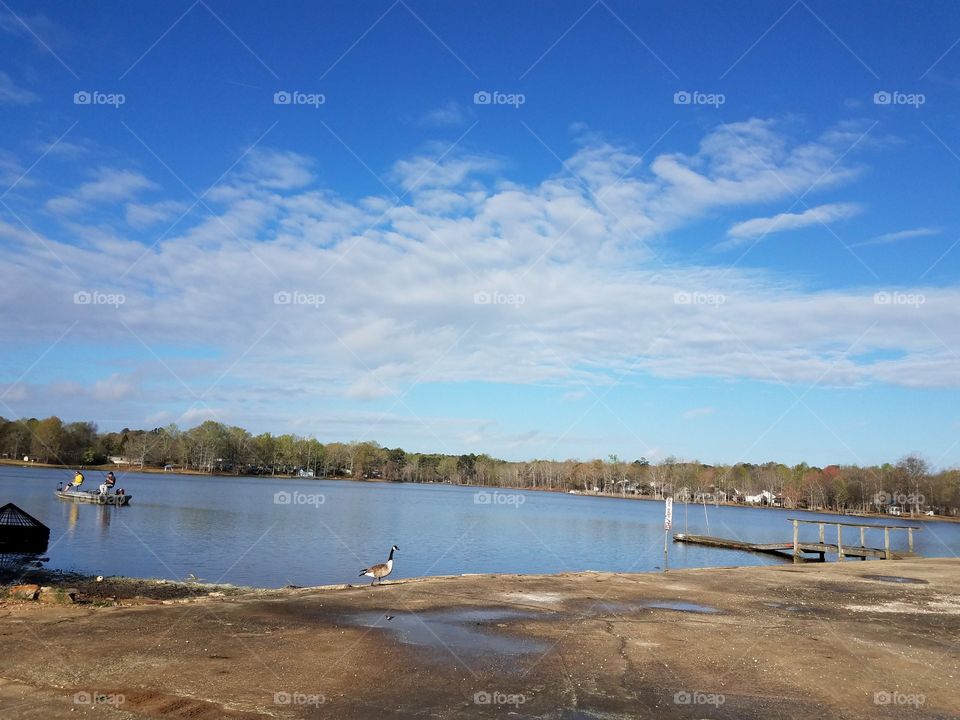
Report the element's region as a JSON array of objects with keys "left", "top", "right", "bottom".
[{"left": 1, "top": 559, "right": 958, "bottom": 719}]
